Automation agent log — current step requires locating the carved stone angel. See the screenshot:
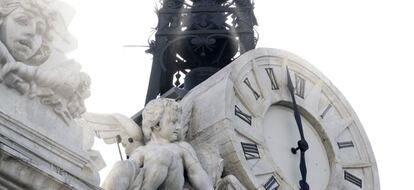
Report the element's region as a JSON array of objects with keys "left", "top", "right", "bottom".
[{"left": 80, "top": 98, "right": 214, "bottom": 190}]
